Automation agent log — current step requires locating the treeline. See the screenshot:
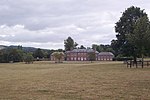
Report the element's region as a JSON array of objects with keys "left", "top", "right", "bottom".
[
  {"left": 0, "top": 46, "right": 63, "bottom": 63},
  {"left": 64, "top": 37, "right": 114, "bottom": 53},
  {"left": 92, "top": 44, "right": 114, "bottom": 54}
]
